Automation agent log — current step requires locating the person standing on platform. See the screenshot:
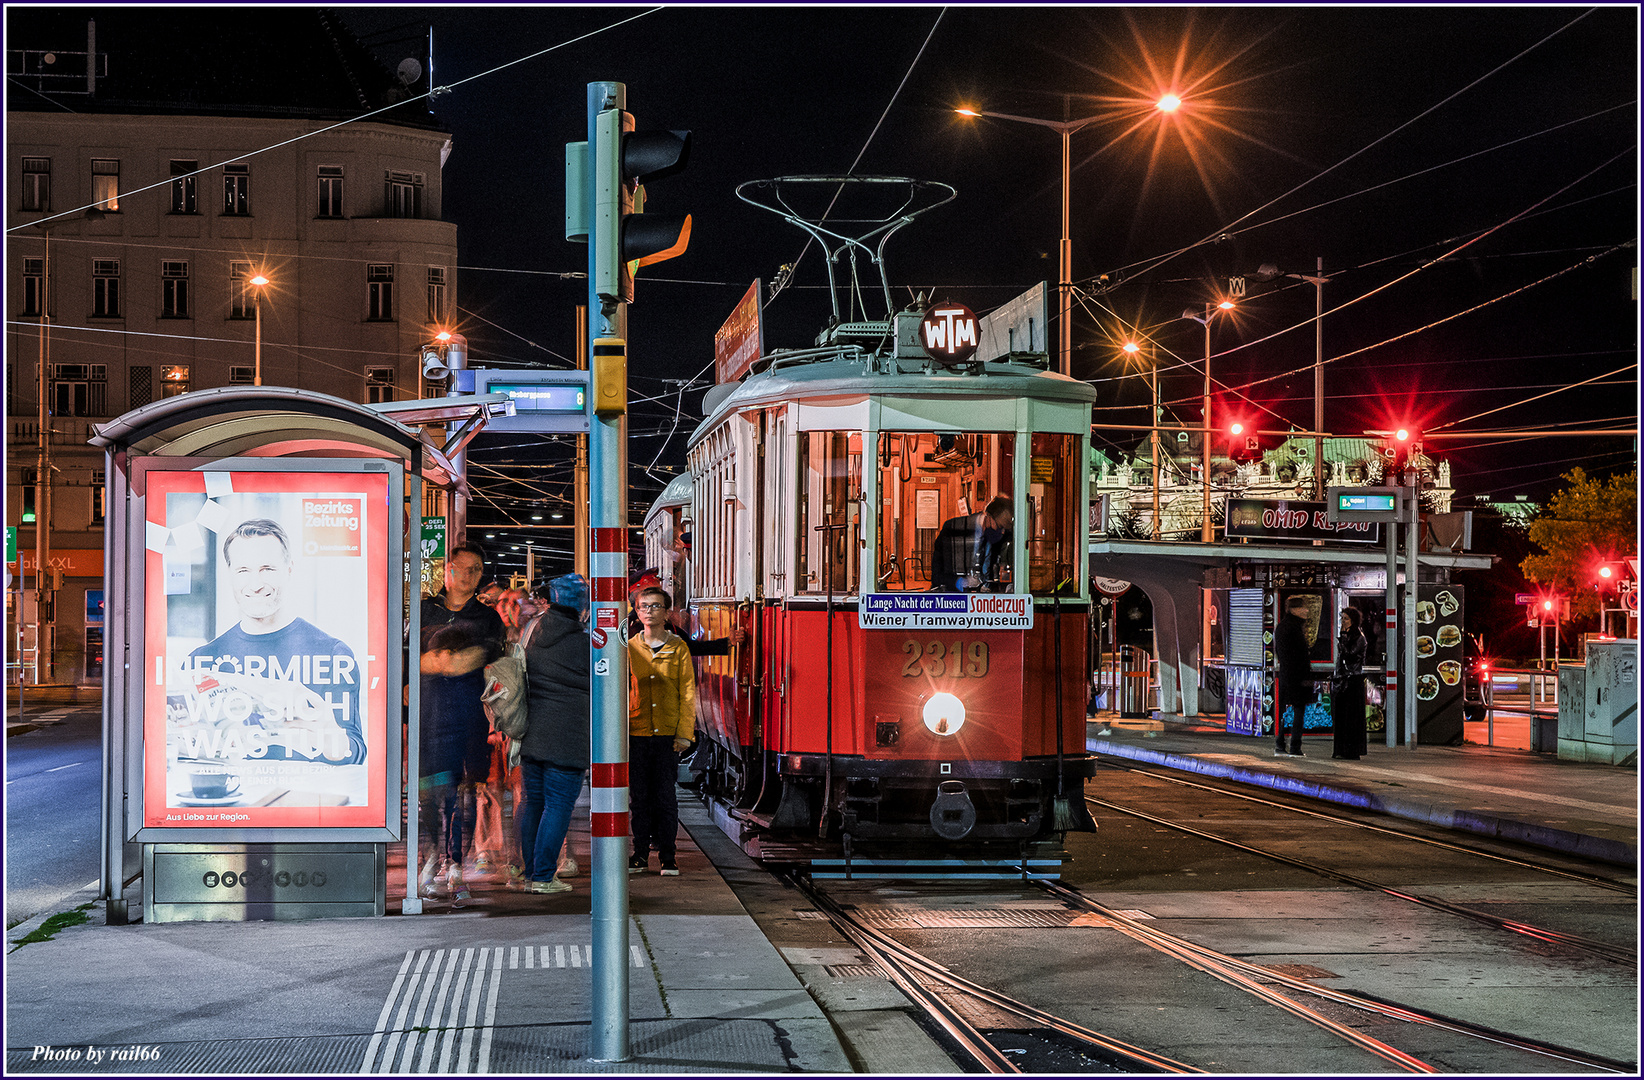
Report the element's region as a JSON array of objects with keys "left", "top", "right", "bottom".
[
  {"left": 1332, "top": 607, "right": 1369, "bottom": 760},
  {"left": 419, "top": 542, "right": 506, "bottom": 902},
  {"left": 518, "top": 575, "right": 591, "bottom": 895},
  {"left": 628, "top": 586, "right": 696, "bottom": 877},
  {"left": 1273, "top": 595, "right": 1315, "bottom": 757}
]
